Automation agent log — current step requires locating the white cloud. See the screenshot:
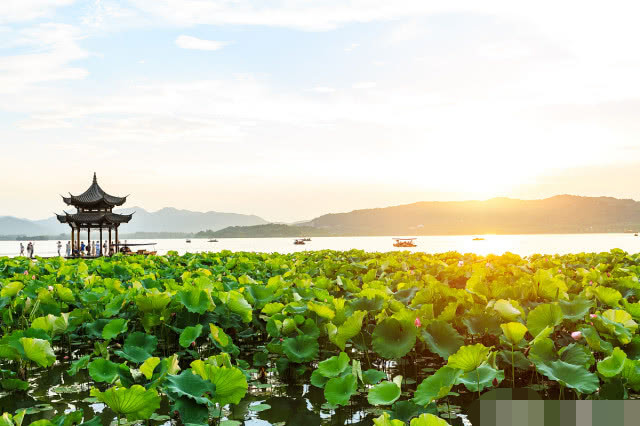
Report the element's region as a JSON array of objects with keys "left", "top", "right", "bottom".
[
  {"left": 344, "top": 43, "right": 359, "bottom": 52},
  {"left": 309, "top": 86, "right": 336, "bottom": 93},
  {"left": 175, "top": 35, "right": 228, "bottom": 51},
  {"left": 0, "top": 0, "right": 76, "bottom": 23},
  {"left": 352, "top": 82, "right": 376, "bottom": 89}
]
